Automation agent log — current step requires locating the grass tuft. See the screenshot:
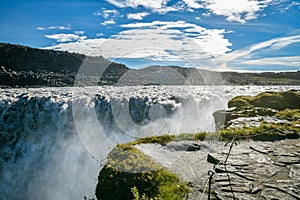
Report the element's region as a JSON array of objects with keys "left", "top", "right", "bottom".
[{"left": 218, "top": 122, "right": 299, "bottom": 141}]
